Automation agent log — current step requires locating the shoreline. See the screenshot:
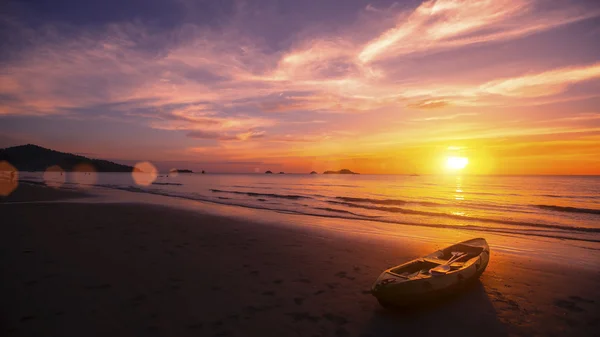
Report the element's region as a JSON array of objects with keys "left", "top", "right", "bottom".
[
  {"left": 5, "top": 181, "right": 600, "bottom": 270},
  {"left": 11, "top": 175, "right": 600, "bottom": 247},
  {"left": 2, "top": 183, "right": 599, "bottom": 336}
]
